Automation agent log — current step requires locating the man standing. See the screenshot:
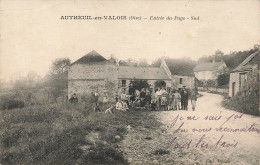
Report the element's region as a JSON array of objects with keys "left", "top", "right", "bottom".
[
  {"left": 128, "top": 83, "right": 135, "bottom": 104},
  {"left": 183, "top": 89, "right": 189, "bottom": 110},
  {"left": 181, "top": 86, "right": 189, "bottom": 110},
  {"left": 180, "top": 86, "right": 185, "bottom": 110}
]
